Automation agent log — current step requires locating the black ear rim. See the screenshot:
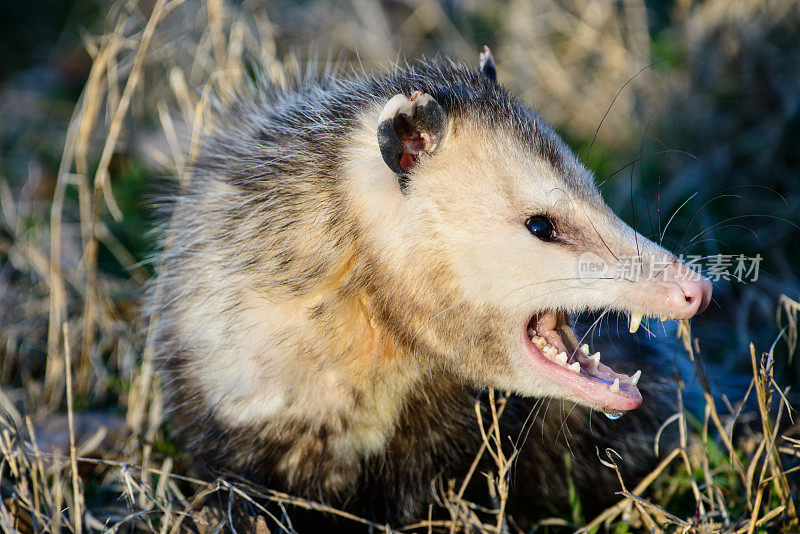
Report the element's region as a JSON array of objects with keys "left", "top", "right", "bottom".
[
  {"left": 479, "top": 45, "right": 497, "bottom": 83},
  {"left": 377, "top": 120, "right": 405, "bottom": 176}
]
